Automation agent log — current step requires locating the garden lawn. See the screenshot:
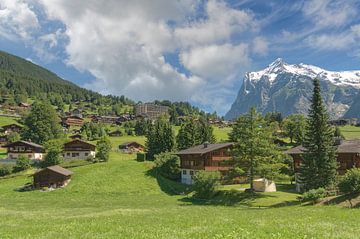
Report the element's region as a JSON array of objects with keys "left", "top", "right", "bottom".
[
  {"left": 1, "top": 152, "right": 360, "bottom": 238},
  {"left": 339, "top": 125, "right": 360, "bottom": 139}
]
